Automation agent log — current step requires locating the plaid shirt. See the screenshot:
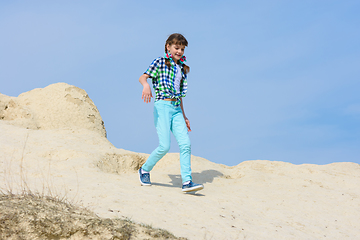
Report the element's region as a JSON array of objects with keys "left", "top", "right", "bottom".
[{"left": 145, "top": 56, "right": 187, "bottom": 107}]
